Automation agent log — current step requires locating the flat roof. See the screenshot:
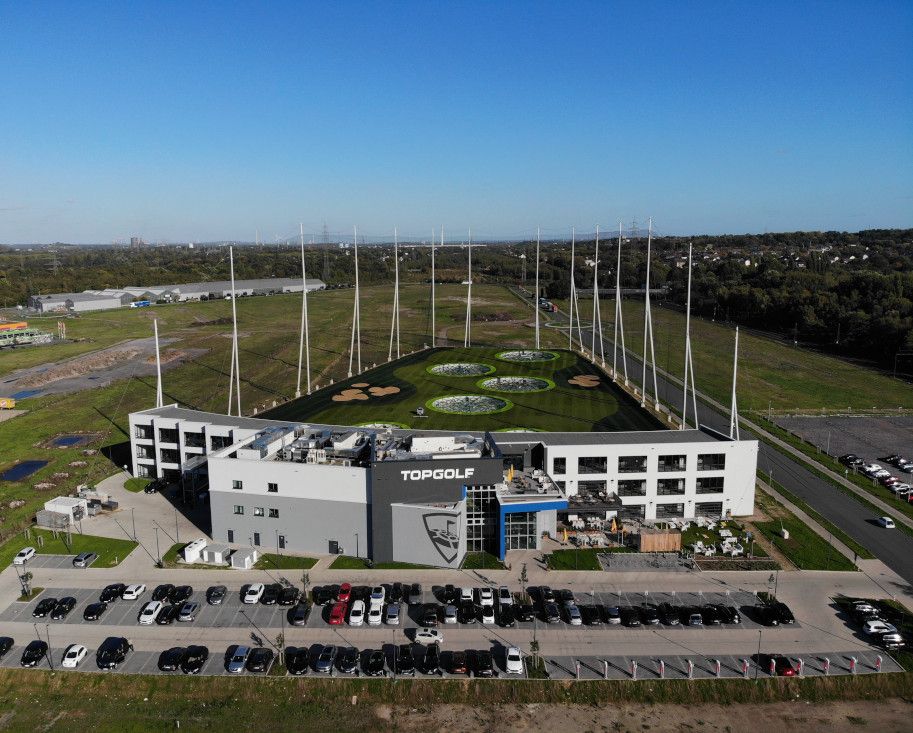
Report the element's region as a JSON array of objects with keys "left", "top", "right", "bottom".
[
  {"left": 134, "top": 404, "right": 293, "bottom": 431},
  {"left": 493, "top": 427, "right": 729, "bottom": 447}
]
